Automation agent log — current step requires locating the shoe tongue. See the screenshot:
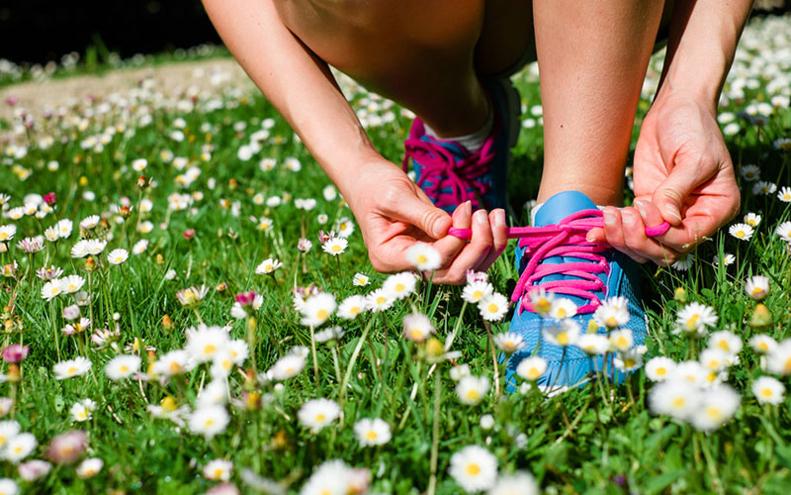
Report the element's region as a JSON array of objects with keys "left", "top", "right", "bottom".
[{"left": 534, "top": 191, "right": 597, "bottom": 226}]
